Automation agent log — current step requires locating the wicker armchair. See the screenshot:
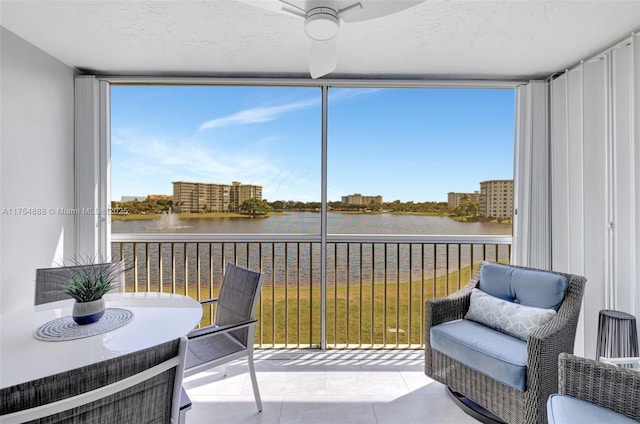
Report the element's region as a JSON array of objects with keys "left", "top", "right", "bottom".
[
  {"left": 424, "top": 262, "right": 586, "bottom": 424},
  {"left": 548, "top": 353, "right": 640, "bottom": 422}
]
